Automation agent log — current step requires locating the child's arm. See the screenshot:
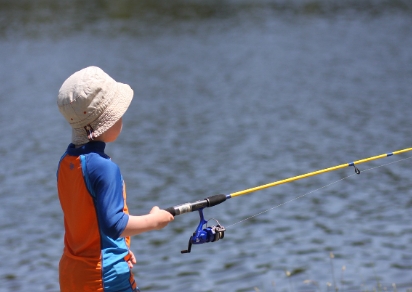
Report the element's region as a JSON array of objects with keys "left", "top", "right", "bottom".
[{"left": 120, "top": 206, "right": 174, "bottom": 237}]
